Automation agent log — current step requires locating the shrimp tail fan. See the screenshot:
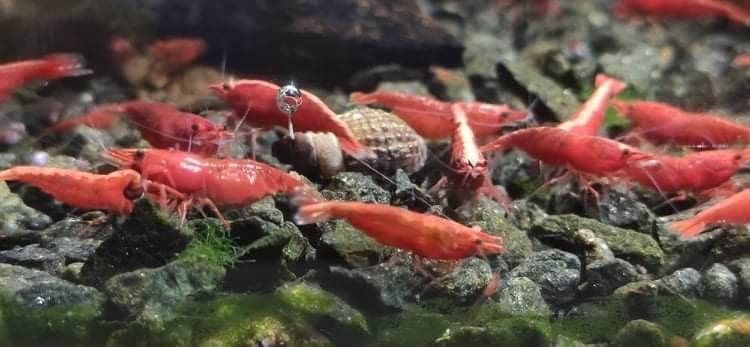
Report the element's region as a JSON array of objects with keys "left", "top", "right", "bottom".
[{"left": 668, "top": 219, "right": 706, "bottom": 238}]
